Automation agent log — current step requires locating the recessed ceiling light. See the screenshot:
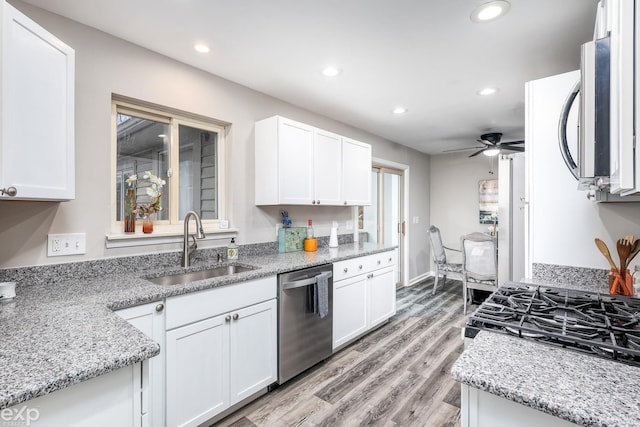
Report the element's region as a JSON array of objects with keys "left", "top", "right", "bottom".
[
  {"left": 471, "top": 1, "right": 511, "bottom": 23},
  {"left": 392, "top": 107, "right": 408, "bottom": 115},
  {"left": 477, "top": 87, "right": 498, "bottom": 96},
  {"left": 322, "top": 66, "right": 342, "bottom": 77},
  {"left": 193, "top": 43, "right": 210, "bottom": 53},
  {"left": 158, "top": 134, "right": 167, "bottom": 138},
  {"left": 483, "top": 148, "right": 501, "bottom": 157}
]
